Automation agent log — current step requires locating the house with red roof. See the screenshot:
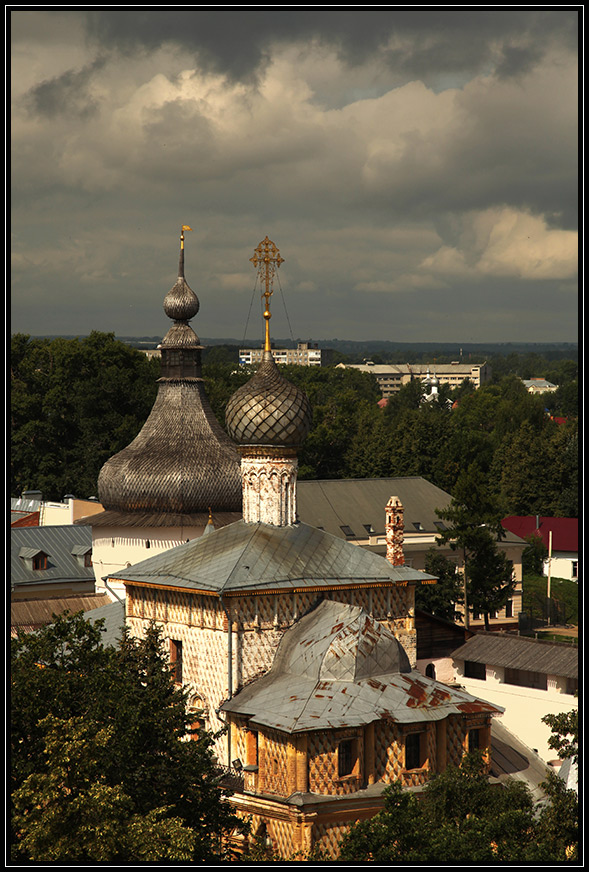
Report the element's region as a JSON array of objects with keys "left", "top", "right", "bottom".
[{"left": 501, "top": 516, "right": 578, "bottom": 581}]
